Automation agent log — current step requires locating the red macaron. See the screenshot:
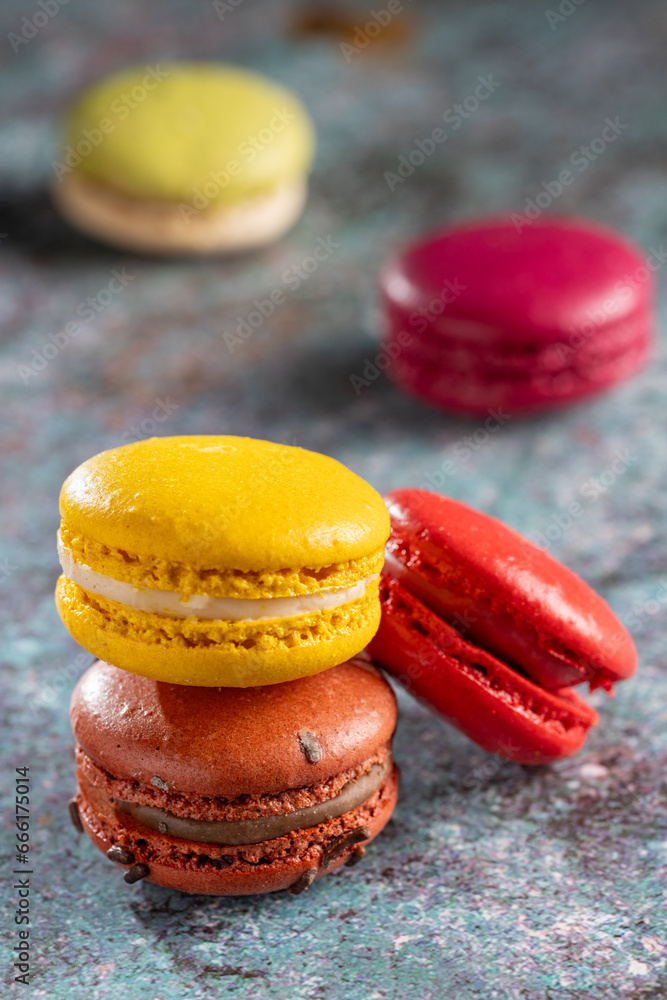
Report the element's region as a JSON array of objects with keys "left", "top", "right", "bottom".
[
  {"left": 69, "top": 659, "right": 398, "bottom": 896},
  {"left": 368, "top": 489, "right": 637, "bottom": 764},
  {"left": 379, "top": 215, "right": 654, "bottom": 415}
]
